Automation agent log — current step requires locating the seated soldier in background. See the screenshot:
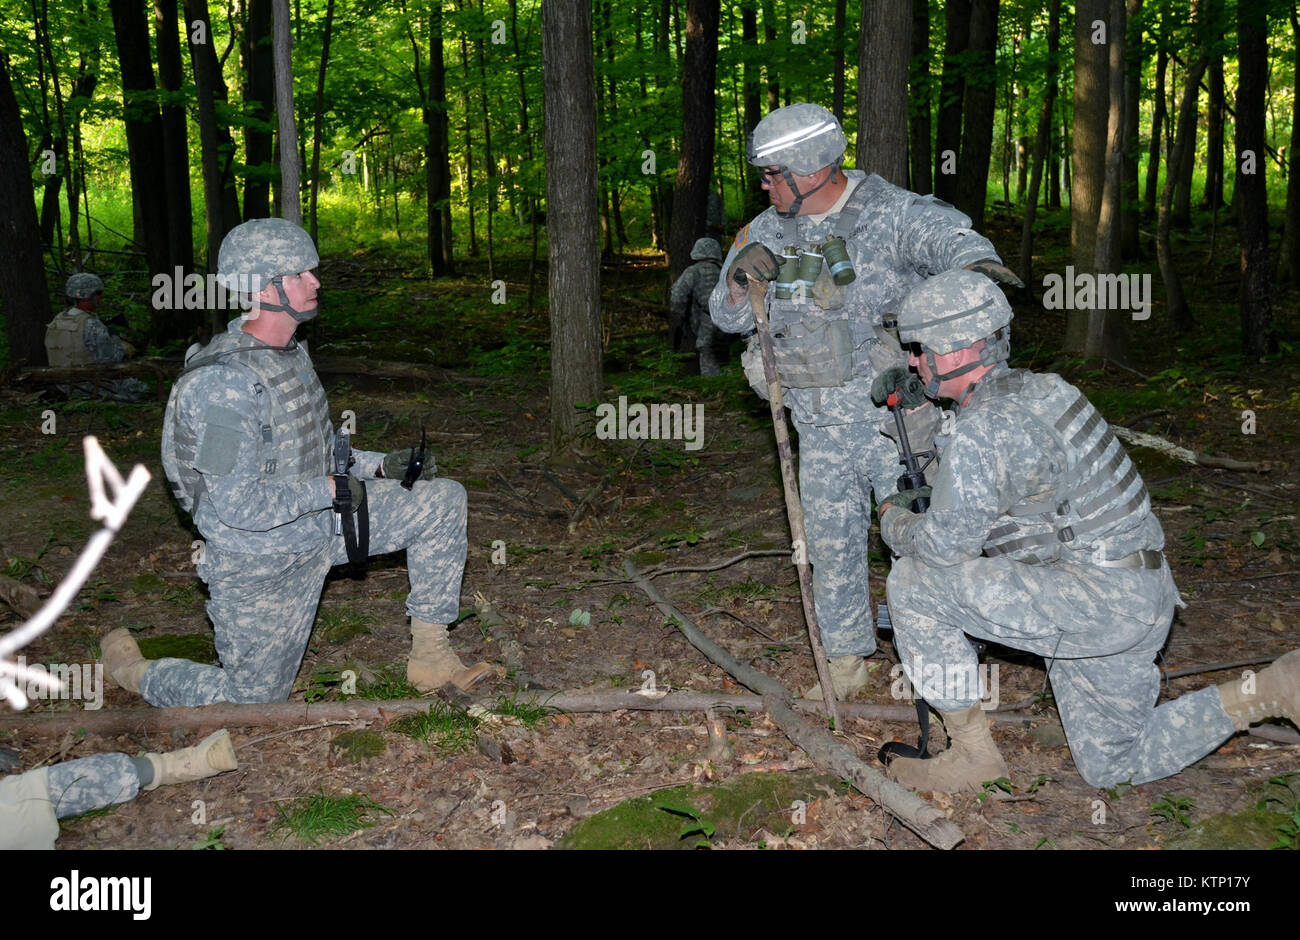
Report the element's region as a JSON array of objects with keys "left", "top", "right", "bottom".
[
  {"left": 0, "top": 730, "right": 237, "bottom": 849},
  {"left": 100, "top": 218, "right": 493, "bottom": 707},
  {"left": 669, "top": 237, "right": 733, "bottom": 375},
  {"left": 44, "top": 273, "right": 147, "bottom": 401},
  {"left": 877, "top": 269, "right": 1300, "bottom": 792}
]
